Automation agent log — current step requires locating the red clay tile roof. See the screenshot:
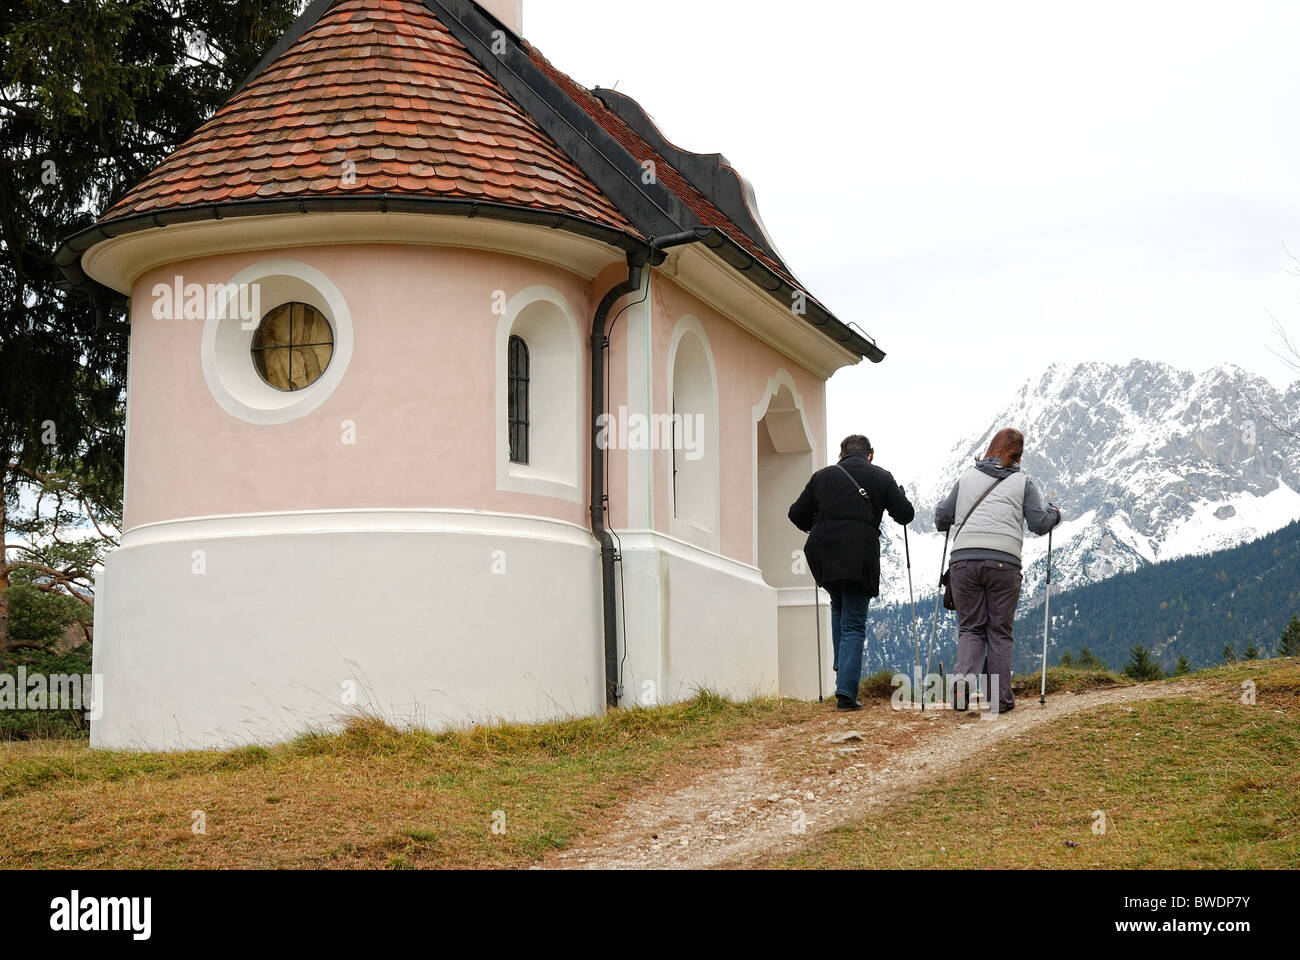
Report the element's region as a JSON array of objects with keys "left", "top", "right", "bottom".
[
  {"left": 99, "top": 0, "right": 636, "bottom": 235},
  {"left": 525, "top": 43, "right": 801, "bottom": 289}
]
